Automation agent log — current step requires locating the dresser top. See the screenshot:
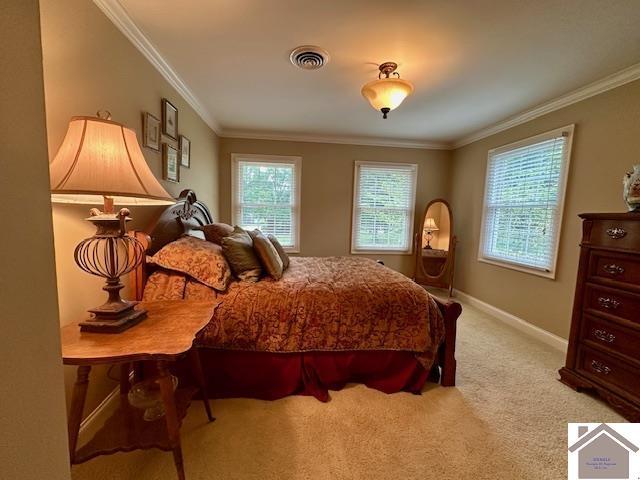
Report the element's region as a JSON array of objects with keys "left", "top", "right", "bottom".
[{"left": 579, "top": 212, "right": 640, "bottom": 220}]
